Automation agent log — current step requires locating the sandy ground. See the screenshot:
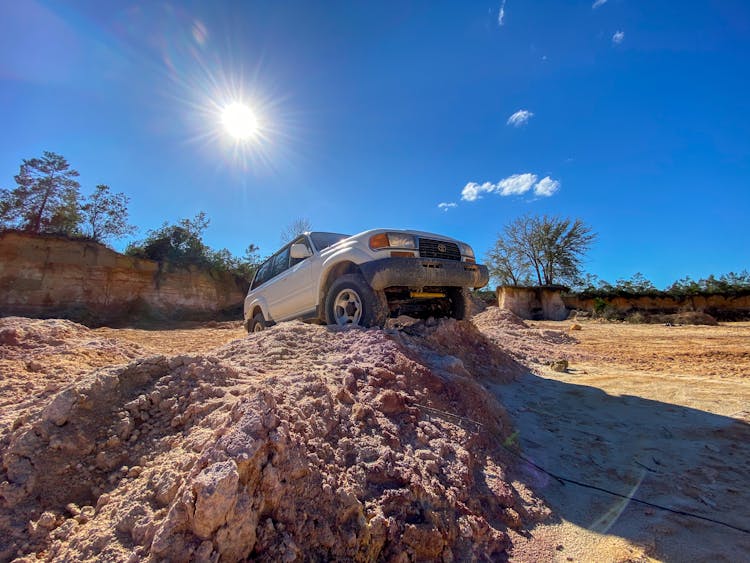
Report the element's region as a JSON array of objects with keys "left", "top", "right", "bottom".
[
  {"left": 3, "top": 314, "right": 749, "bottom": 561},
  {"left": 94, "top": 316, "right": 750, "bottom": 561},
  {"left": 498, "top": 320, "right": 750, "bottom": 562},
  {"left": 94, "top": 321, "right": 246, "bottom": 355}
]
